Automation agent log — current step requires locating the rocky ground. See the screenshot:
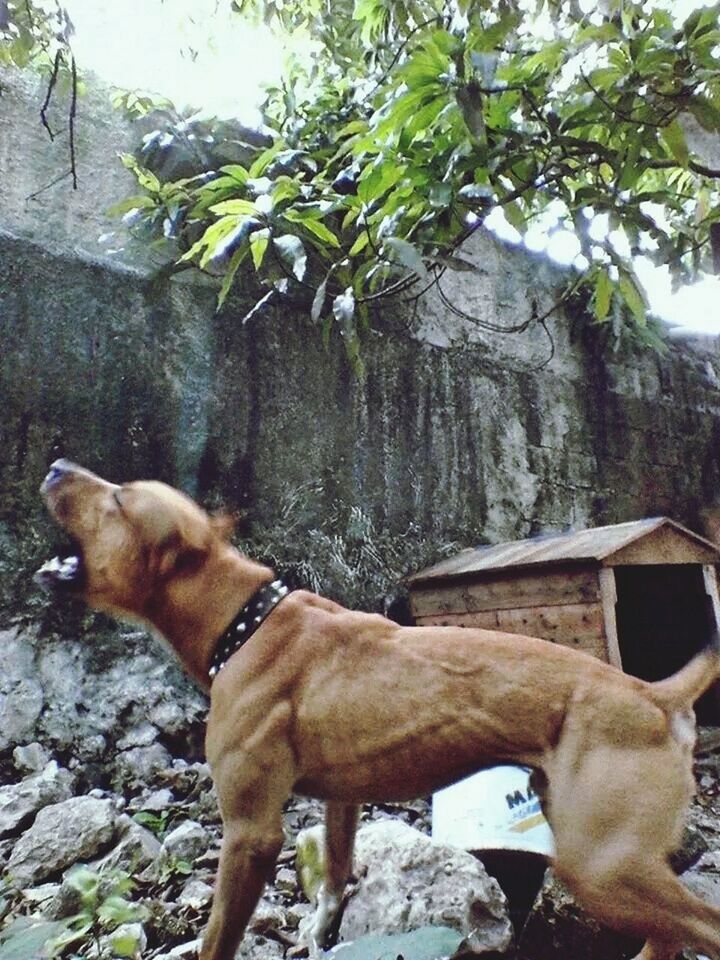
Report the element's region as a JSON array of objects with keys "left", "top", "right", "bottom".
[
  {"left": 1, "top": 624, "right": 720, "bottom": 960},
  {"left": 0, "top": 734, "right": 719, "bottom": 960}
]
